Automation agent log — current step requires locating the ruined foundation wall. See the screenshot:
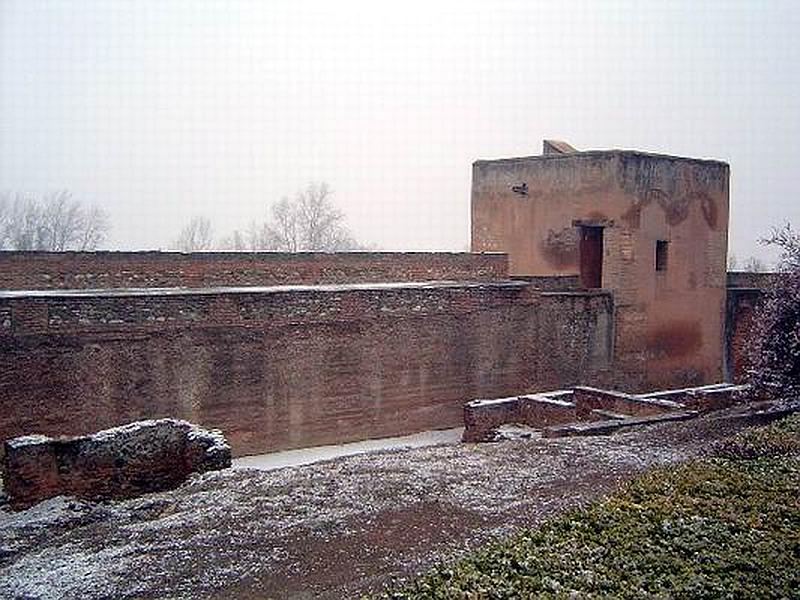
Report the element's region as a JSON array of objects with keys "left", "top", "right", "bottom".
[
  {"left": 0, "top": 283, "right": 613, "bottom": 457},
  {"left": 0, "top": 251, "right": 508, "bottom": 290}
]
